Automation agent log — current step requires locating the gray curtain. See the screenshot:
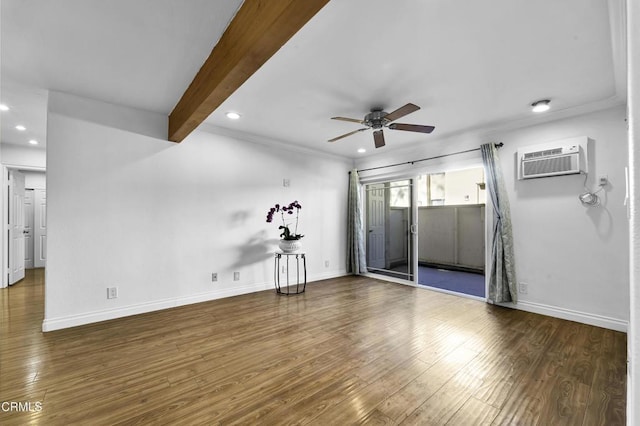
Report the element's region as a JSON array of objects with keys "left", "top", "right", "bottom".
[
  {"left": 347, "top": 169, "right": 367, "bottom": 274},
  {"left": 481, "top": 143, "right": 517, "bottom": 303}
]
